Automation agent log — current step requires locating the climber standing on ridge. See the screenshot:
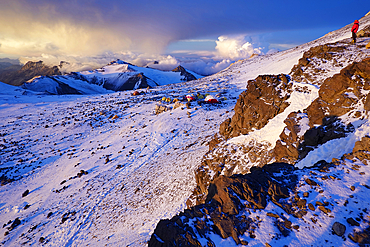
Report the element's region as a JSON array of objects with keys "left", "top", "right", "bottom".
[{"left": 351, "top": 20, "right": 359, "bottom": 44}]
